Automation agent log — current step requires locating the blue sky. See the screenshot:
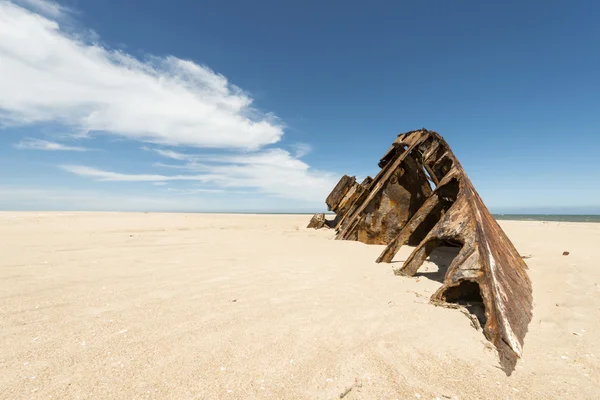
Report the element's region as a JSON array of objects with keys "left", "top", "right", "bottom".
[{"left": 0, "top": 0, "right": 598, "bottom": 213}]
